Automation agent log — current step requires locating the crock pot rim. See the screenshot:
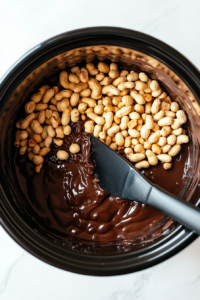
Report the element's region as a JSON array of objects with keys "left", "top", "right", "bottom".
[{"left": 0, "top": 26, "right": 199, "bottom": 276}]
